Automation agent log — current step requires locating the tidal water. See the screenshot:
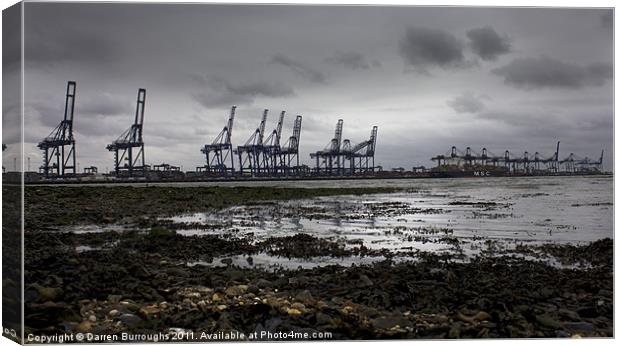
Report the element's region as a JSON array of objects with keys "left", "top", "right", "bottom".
[
  {"left": 163, "top": 176, "right": 613, "bottom": 268},
  {"left": 65, "top": 176, "right": 613, "bottom": 269}
]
